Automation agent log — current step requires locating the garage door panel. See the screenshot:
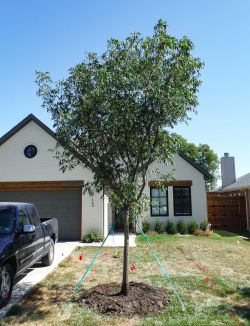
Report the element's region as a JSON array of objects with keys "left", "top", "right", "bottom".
[{"left": 0, "top": 190, "right": 81, "bottom": 241}]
